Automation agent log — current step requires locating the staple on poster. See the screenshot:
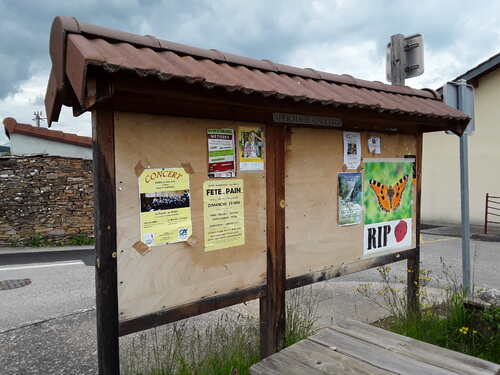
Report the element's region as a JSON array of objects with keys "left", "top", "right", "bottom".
[
  {"left": 132, "top": 241, "right": 151, "bottom": 255},
  {"left": 134, "top": 160, "right": 145, "bottom": 177},
  {"left": 134, "top": 159, "right": 151, "bottom": 177},
  {"left": 181, "top": 162, "right": 194, "bottom": 174},
  {"left": 185, "top": 237, "right": 198, "bottom": 247}
]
